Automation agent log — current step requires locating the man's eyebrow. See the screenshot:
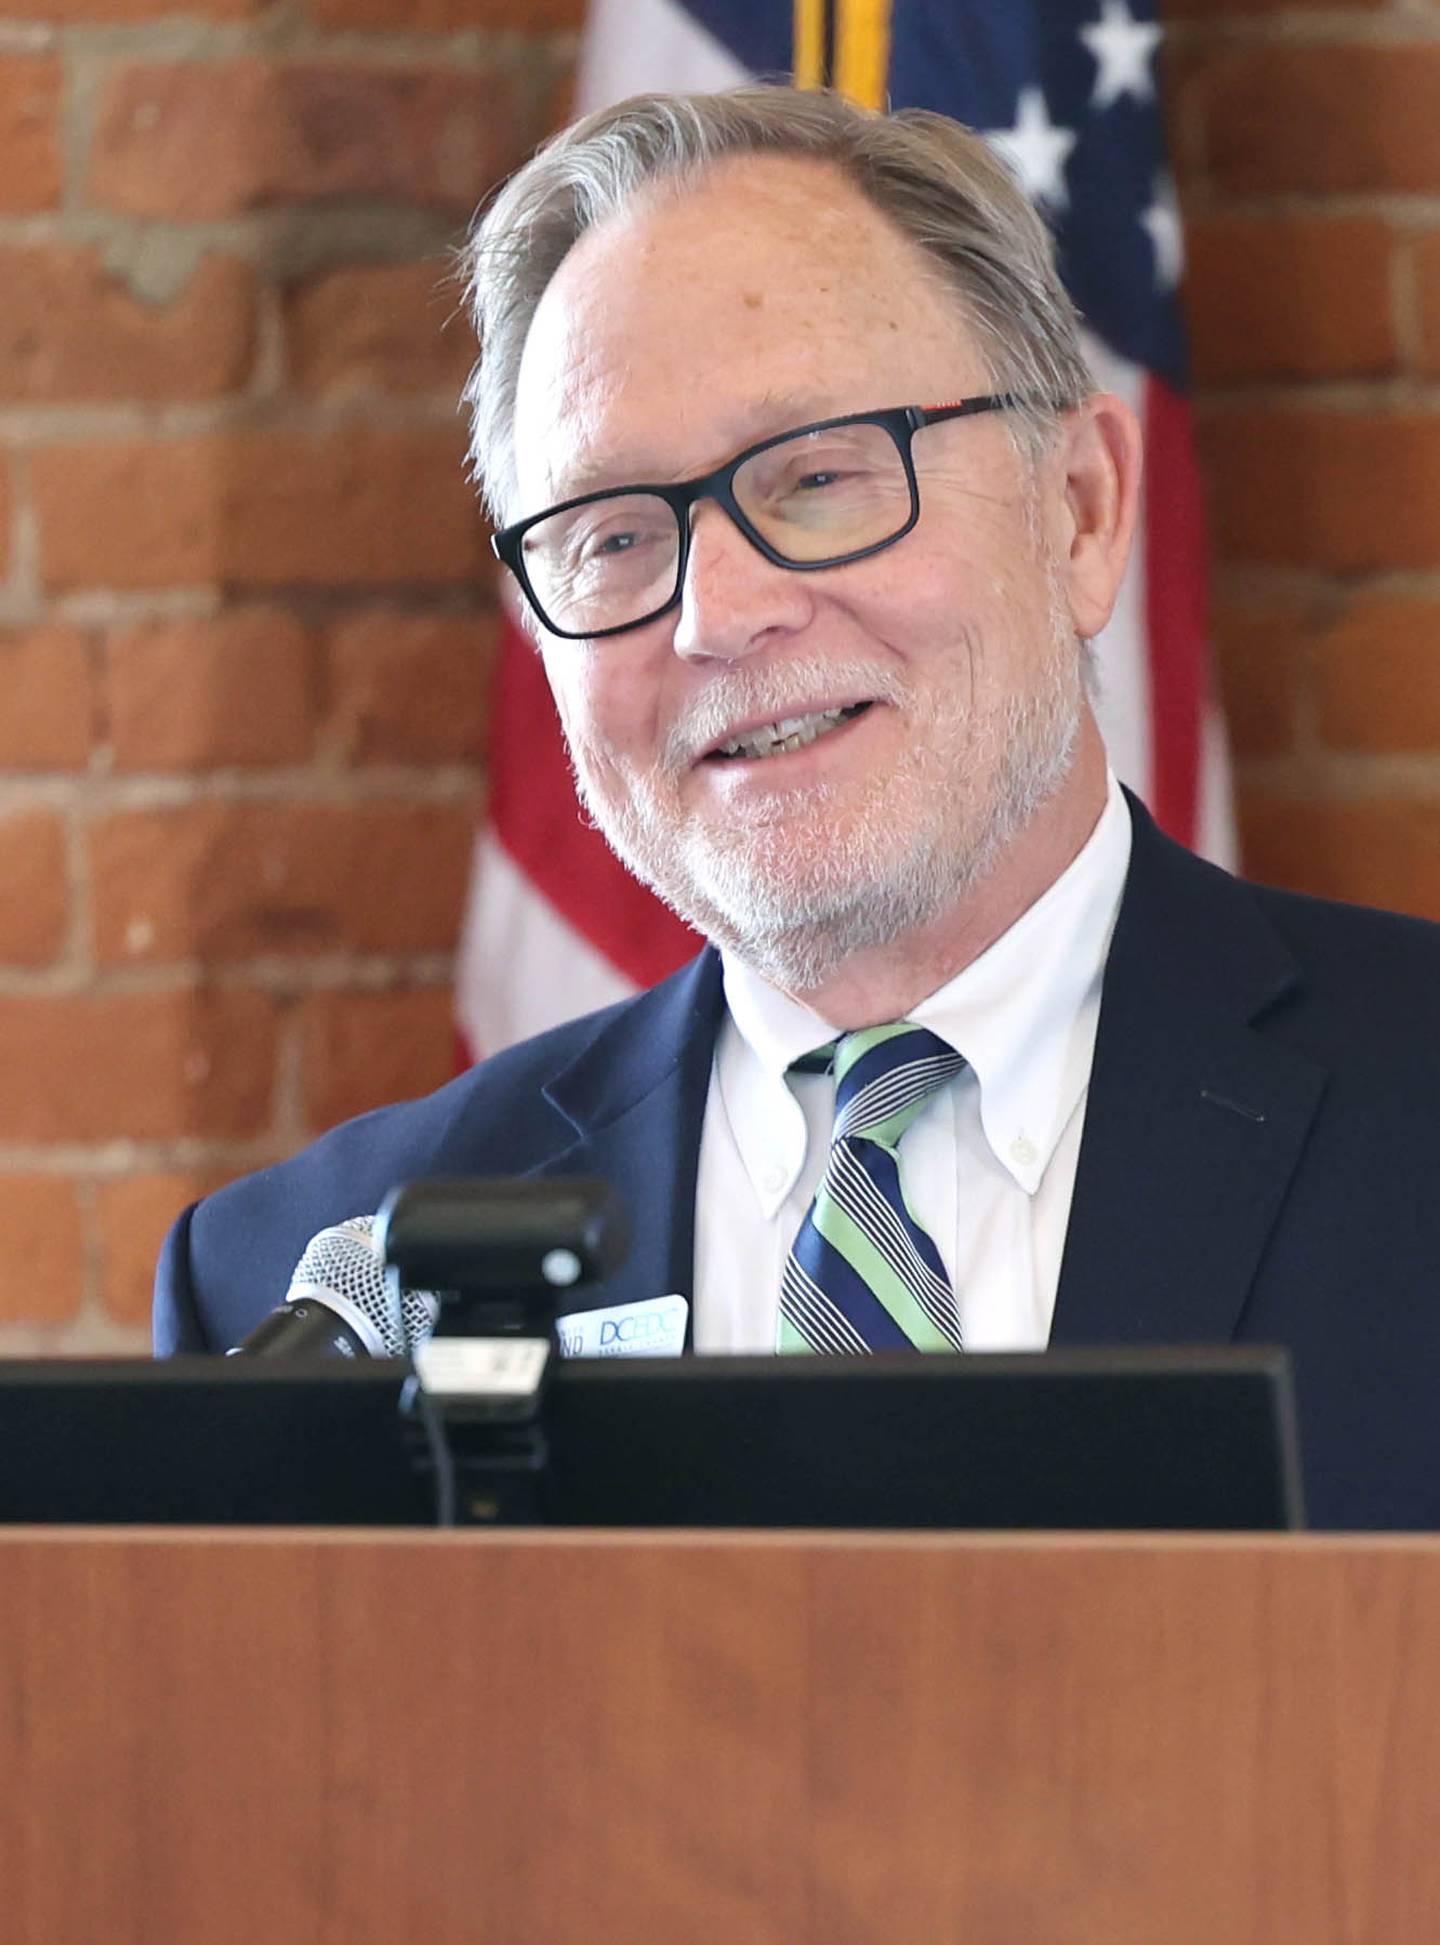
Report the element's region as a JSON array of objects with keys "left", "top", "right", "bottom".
[{"left": 546, "top": 392, "right": 853, "bottom": 503}]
